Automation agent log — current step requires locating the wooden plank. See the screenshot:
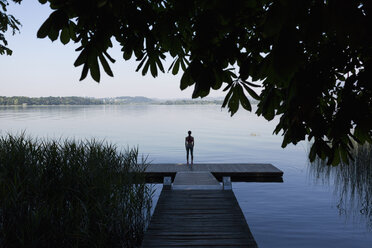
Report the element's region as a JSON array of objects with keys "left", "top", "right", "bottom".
[
  {"left": 144, "top": 163, "right": 283, "bottom": 183},
  {"left": 172, "top": 171, "right": 222, "bottom": 190},
  {"left": 146, "top": 163, "right": 282, "bottom": 173},
  {"left": 142, "top": 190, "right": 258, "bottom": 247}
]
